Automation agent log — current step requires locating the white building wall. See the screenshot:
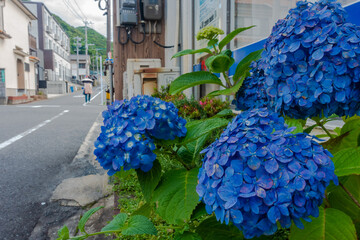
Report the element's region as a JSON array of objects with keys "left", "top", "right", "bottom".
[{"left": 0, "top": 0, "right": 36, "bottom": 96}]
